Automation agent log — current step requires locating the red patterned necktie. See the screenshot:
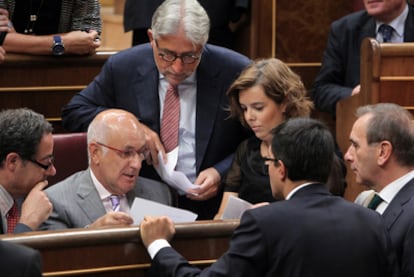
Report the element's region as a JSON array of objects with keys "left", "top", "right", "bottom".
[
  {"left": 161, "top": 84, "right": 180, "bottom": 153},
  {"left": 7, "top": 201, "right": 19, "bottom": 233}
]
